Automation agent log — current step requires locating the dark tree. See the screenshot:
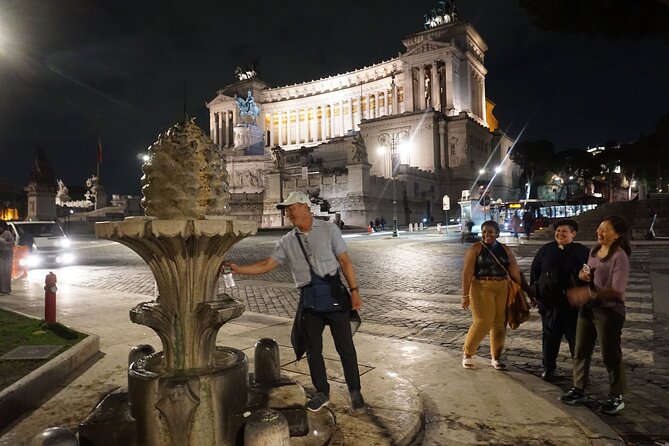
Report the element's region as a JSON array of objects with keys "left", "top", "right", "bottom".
[{"left": 509, "top": 140, "right": 557, "bottom": 199}]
